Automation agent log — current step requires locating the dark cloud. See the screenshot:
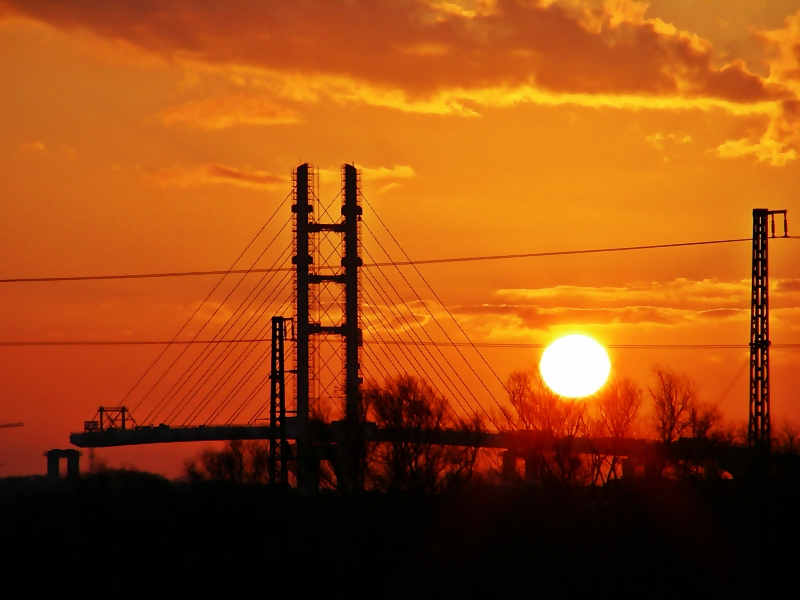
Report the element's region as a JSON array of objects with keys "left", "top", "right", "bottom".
[
  {"left": 0, "top": 0, "right": 786, "bottom": 104},
  {"left": 777, "top": 278, "right": 800, "bottom": 292}
]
